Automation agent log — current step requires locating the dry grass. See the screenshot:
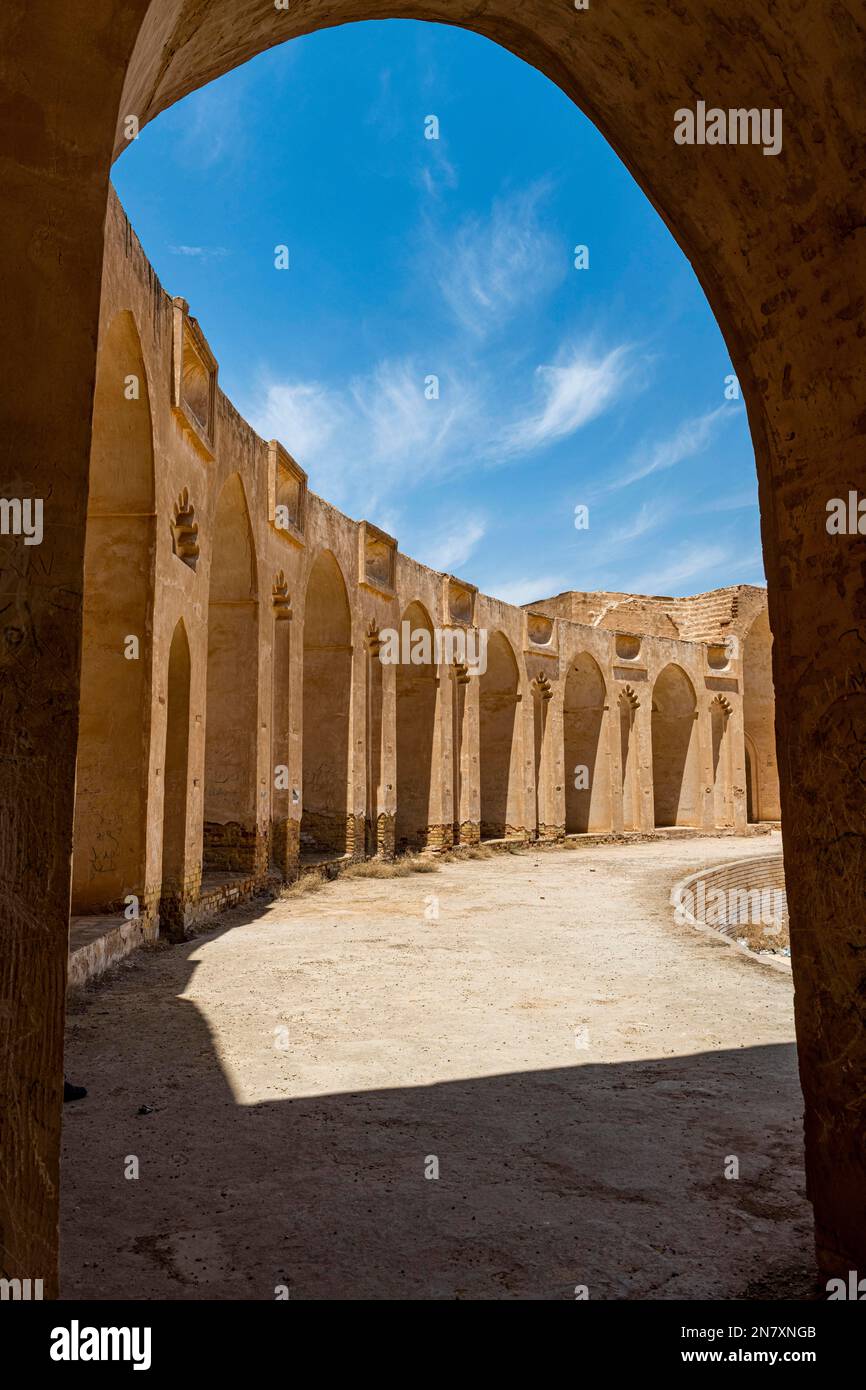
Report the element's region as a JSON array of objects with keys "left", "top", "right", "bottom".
[
  {"left": 277, "top": 855, "right": 439, "bottom": 895},
  {"left": 278, "top": 872, "right": 326, "bottom": 899},
  {"left": 734, "top": 917, "right": 791, "bottom": 954},
  {"left": 343, "top": 855, "right": 439, "bottom": 879}
]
